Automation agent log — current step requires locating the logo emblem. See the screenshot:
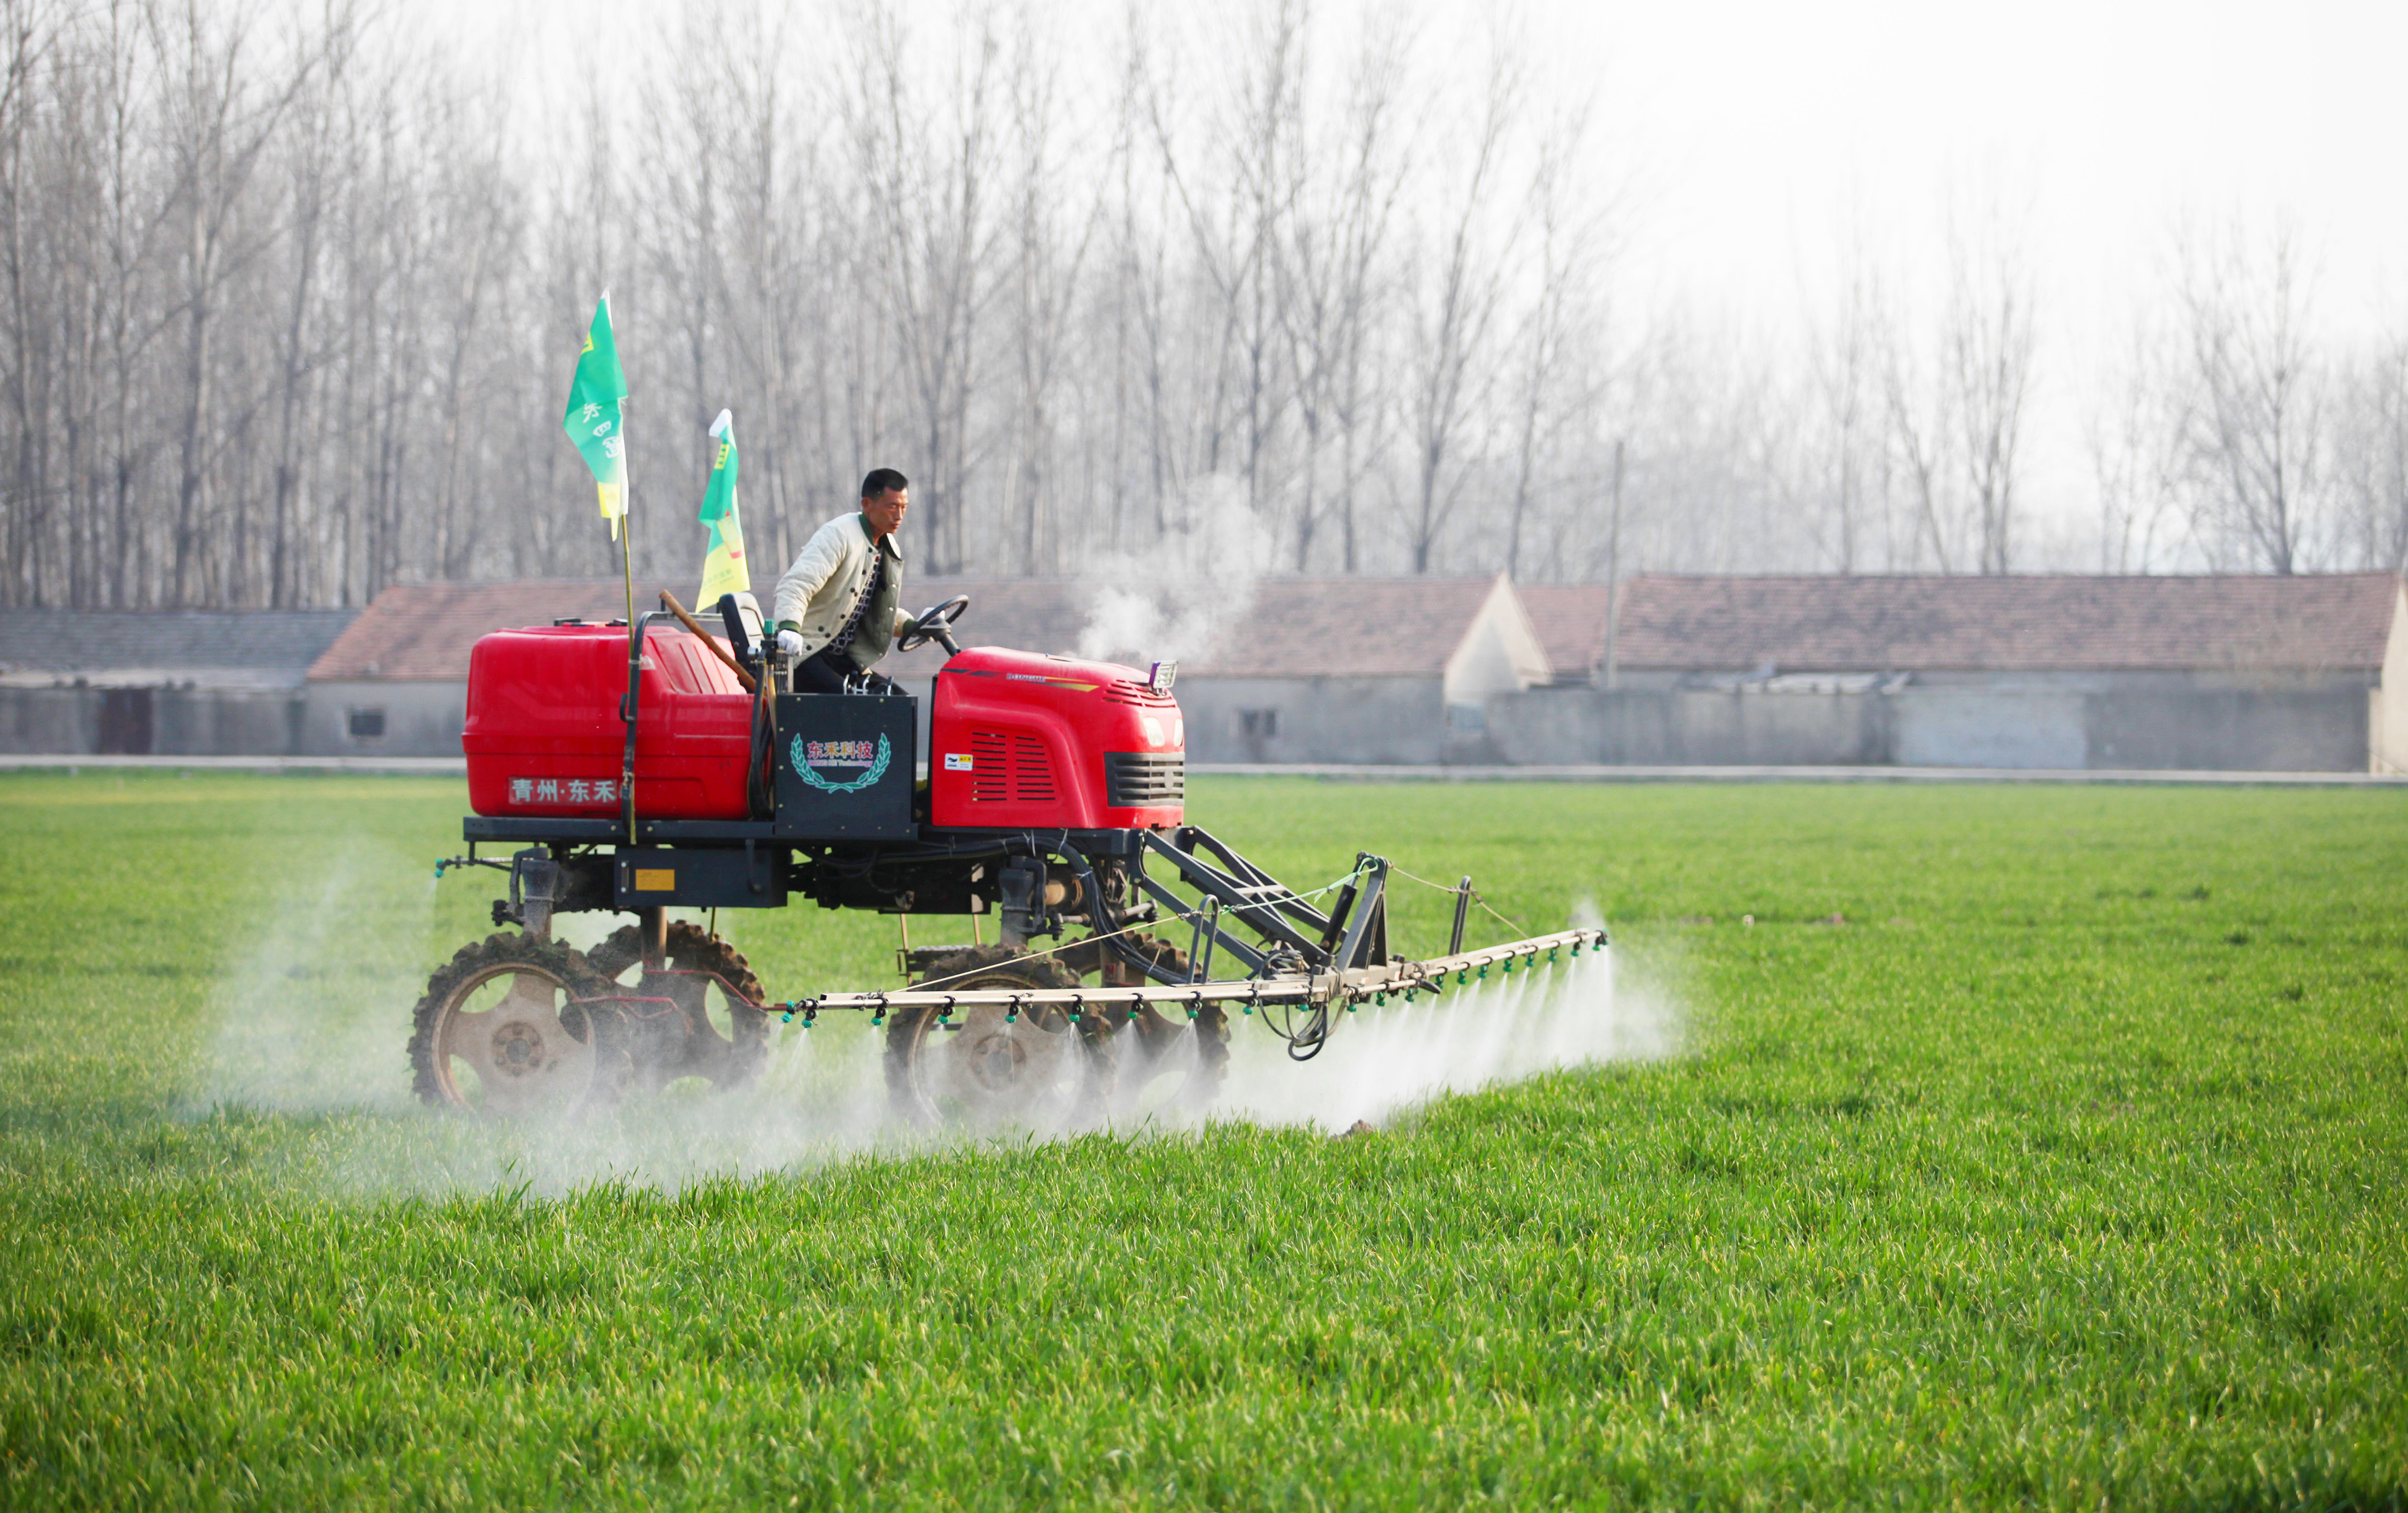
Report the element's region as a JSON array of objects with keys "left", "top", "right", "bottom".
[{"left": 790, "top": 732, "right": 891, "bottom": 794}]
